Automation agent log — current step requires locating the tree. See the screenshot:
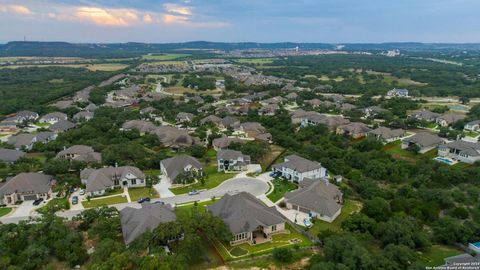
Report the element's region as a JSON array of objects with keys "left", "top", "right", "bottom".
[
  {"left": 272, "top": 247, "right": 293, "bottom": 263},
  {"left": 188, "top": 145, "right": 206, "bottom": 158},
  {"left": 460, "top": 96, "right": 470, "bottom": 105},
  {"left": 362, "top": 197, "right": 392, "bottom": 222},
  {"left": 375, "top": 216, "right": 430, "bottom": 249},
  {"left": 323, "top": 234, "right": 374, "bottom": 270}
]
